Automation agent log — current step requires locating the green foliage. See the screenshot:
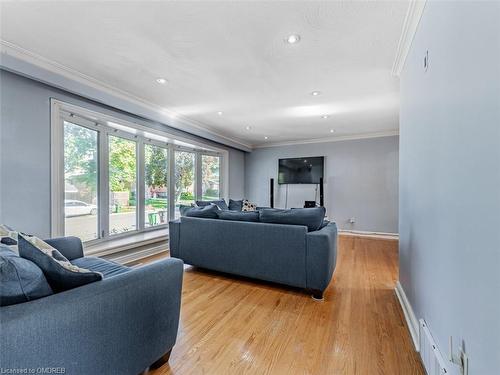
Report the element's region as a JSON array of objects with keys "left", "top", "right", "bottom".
[
  {"left": 175, "top": 152, "right": 195, "bottom": 202},
  {"left": 145, "top": 145, "right": 168, "bottom": 190},
  {"left": 109, "top": 136, "right": 136, "bottom": 192}
]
